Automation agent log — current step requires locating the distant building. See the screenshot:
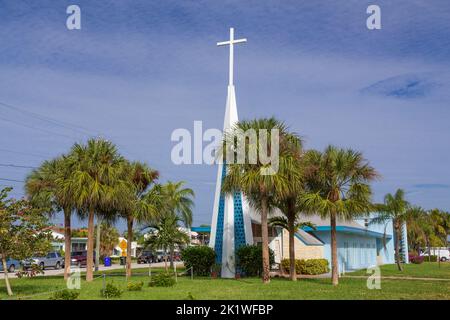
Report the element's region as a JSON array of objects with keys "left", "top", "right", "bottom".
[
  {"left": 112, "top": 237, "right": 139, "bottom": 258},
  {"left": 49, "top": 227, "right": 88, "bottom": 252}
]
